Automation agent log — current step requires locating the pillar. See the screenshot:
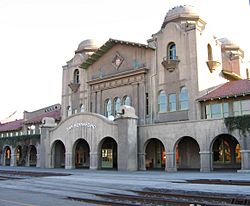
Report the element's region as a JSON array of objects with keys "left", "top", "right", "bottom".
[
  {"left": 166, "top": 152, "right": 177, "bottom": 172},
  {"left": 90, "top": 151, "right": 98, "bottom": 170},
  {"left": 138, "top": 153, "right": 146, "bottom": 170},
  {"left": 65, "top": 152, "right": 73, "bottom": 169},
  {"left": 199, "top": 151, "right": 212, "bottom": 172},
  {"left": 239, "top": 150, "right": 250, "bottom": 172}
]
